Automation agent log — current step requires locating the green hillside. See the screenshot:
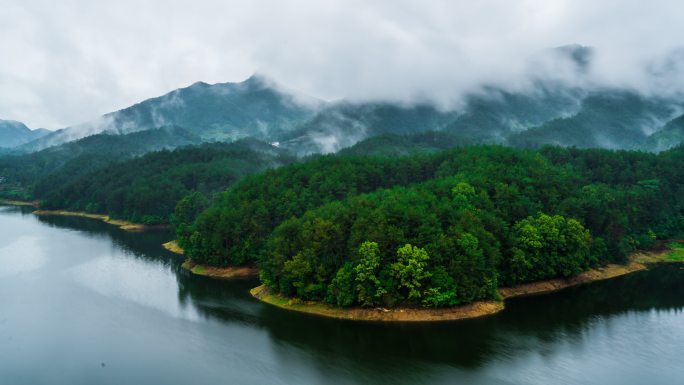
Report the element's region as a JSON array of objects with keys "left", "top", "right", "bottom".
[{"left": 182, "top": 144, "right": 684, "bottom": 308}]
